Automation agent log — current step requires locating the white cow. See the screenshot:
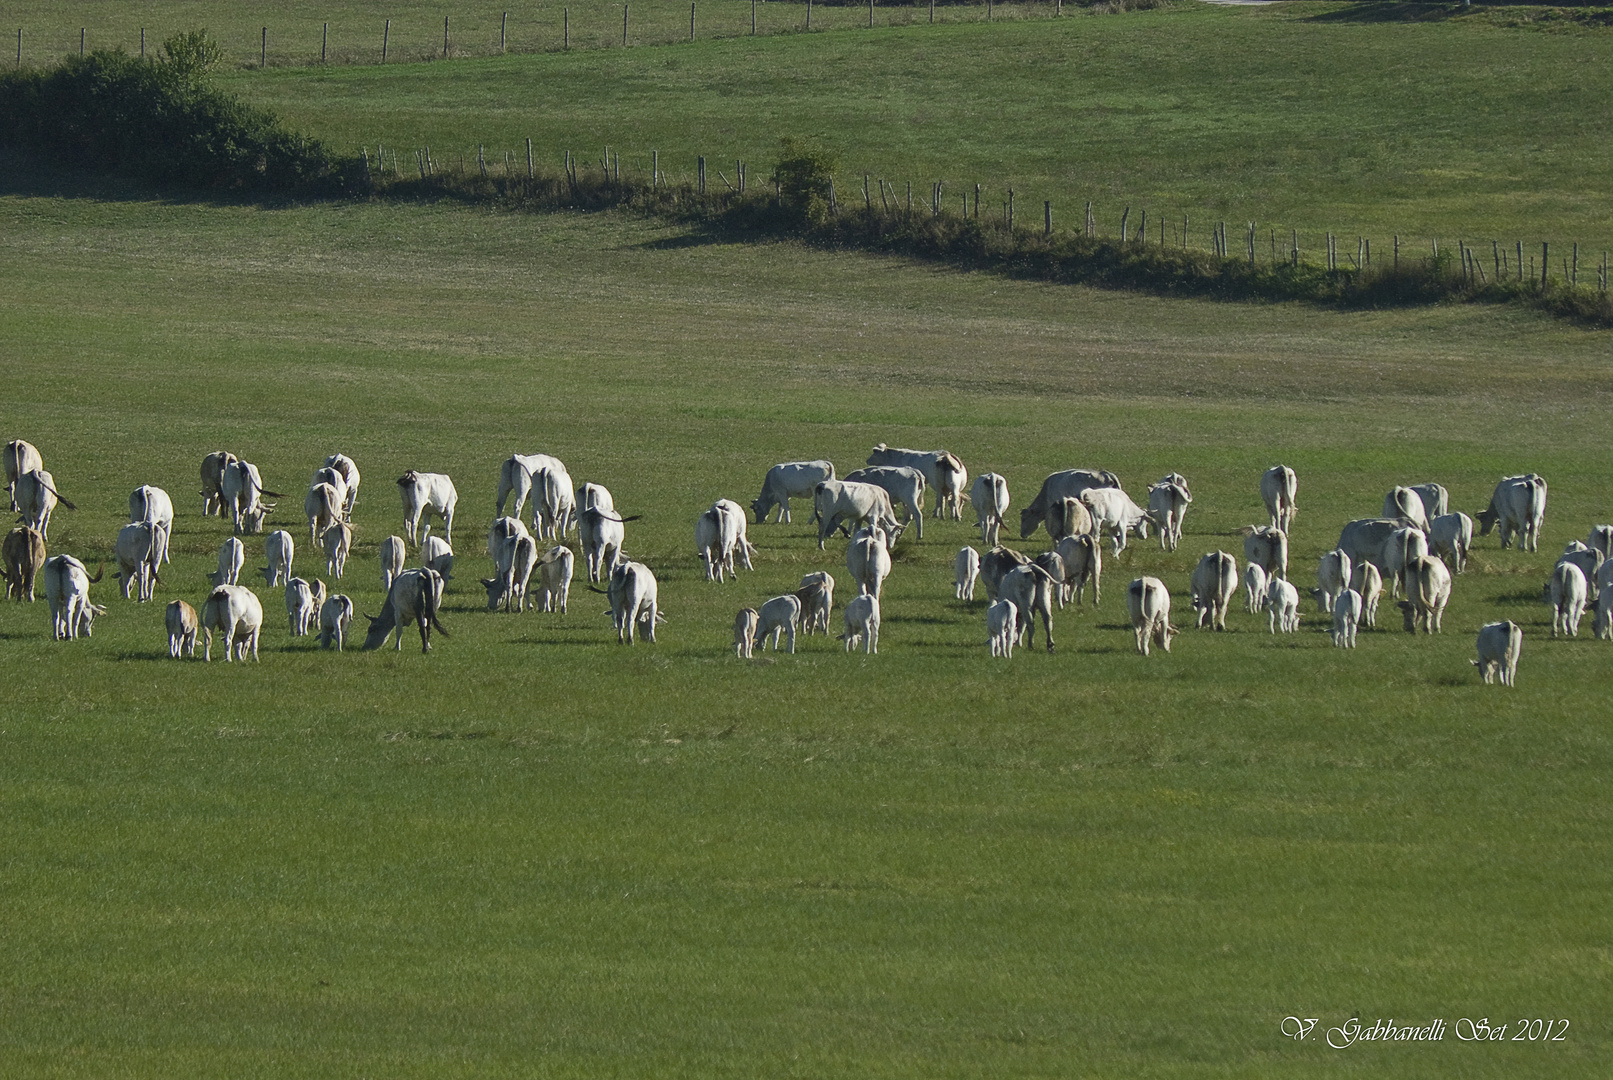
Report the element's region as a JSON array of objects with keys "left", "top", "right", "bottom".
[
  {"left": 1032, "top": 551, "right": 1066, "bottom": 610},
  {"left": 1381, "top": 526, "right": 1429, "bottom": 599},
  {"left": 420, "top": 535, "right": 454, "bottom": 580},
  {"left": 1243, "top": 562, "right": 1268, "bottom": 614},
  {"left": 1127, "top": 576, "right": 1175, "bottom": 656},
  {"left": 259, "top": 530, "right": 294, "bottom": 588},
  {"left": 322, "top": 520, "right": 353, "bottom": 579},
  {"left": 955, "top": 546, "right": 981, "bottom": 601},
  {"left": 536, "top": 546, "right": 574, "bottom": 613},
  {"left": 1472, "top": 621, "right": 1522, "bottom": 685},
  {"left": 397, "top": 470, "right": 457, "bottom": 547},
  {"left": 323, "top": 453, "right": 361, "bottom": 518},
  {"left": 305, "top": 481, "right": 344, "bottom": 545},
  {"left": 200, "top": 584, "right": 263, "bottom": 661},
  {"left": 578, "top": 481, "right": 614, "bottom": 515},
  {"left": 987, "top": 598, "right": 1017, "bottom": 658},
  {"left": 310, "top": 466, "right": 350, "bottom": 516},
  {"left": 14, "top": 468, "right": 73, "bottom": 540},
  {"left": 796, "top": 571, "right": 835, "bottom": 635},
  {"left": 1189, "top": 551, "right": 1238, "bottom": 631},
  {"left": 1397, "top": 555, "right": 1452, "bottom": 634},
  {"left": 1336, "top": 518, "right": 1401, "bottom": 574},
  {"left": 319, "top": 593, "right": 355, "bottom": 650},
  {"left": 1557, "top": 542, "right": 1604, "bottom": 602},
  {"left": 1332, "top": 588, "right": 1363, "bottom": 648},
  {"left": 362, "top": 568, "right": 449, "bottom": 653},
  {"left": 1349, "top": 561, "right": 1384, "bottom": 629},
  {"left": 1410, "top": 482, "right": 1449, "bottom": 520},
  {"left": 114, "top": 522, "right": 161, "bottom": 602},
  {"left": 696, "top": 500, "right": 757, "bottom": 582},
  {"left": 844, "top": 466, "right": 927, "bottom": 538},
  {"left": 379, "top": 535, "right": 406, "bottom": 594},
  {"left": 1243, "top": 525, "right": 1289, "bottom": 581},
  {"left": 487, "top": 516, "right": 532, "bottom": 579},
  {"left": 970, "top": 473, "right": 1010, "bottom": 548},
  {"left": 285, "top": 577, "right": 317, "bottom": 636},
  {"left": 166, "top": 599, "right": 198, "bottom": 658},
  {"left": 847, "top": 526, "right": 893, "bottom": 599},
  {"left": 980, "top": 546, "right": 1031, "bottom": 602},
  {"left": 1266, "top": 578, "right": 1300, "bottom": 634},
  {"left": 1019, "top": 469, "right": 1122, "bottom": 539},
  {"left": 814, "top": 480, "right": 902, "bottom": 549},
  {"left": 580, "top": 506, "right": 629, "bottom": 582},
  {"left": 1082, "top": 487, "right": 1151, "bottom": 555},
  {"left": 1056, "top": 534, "right": 1102, "bottom": 607},
  {"left": 1382, "top": 486, "right": 1430, "bottom": 533},
  {"left": 1588, "top": 525, "right": 1613, "bottom": 561},
  {"left": 1476, "top": 473, "right": 1548, "bottom": 552},
  {"left": 1147, "top": 475, "right": 1192, "bottom": 552},
  {"left": 1429, "top": 512, "right": 1474, "bottom": 573},
  {"left": 999, "top": 564, "right": 1057, "bottom": 652},
  {"left": 842, "top": 593, "right": 880, "bottom": 653},
  {"left": 532, "top": 464, "right": 577, "bottom": 541},
  {"left": 1045, "top": 497, "right": 1094, "bottom": 544},
  {"left": 199, "top": 451, "right": 238, "bottom": 518},
  {"left": 754, "top": 594, "right": 802, "bottom": 654},
  {"left": 734, "top": 608, "right": 759, "bottom": 658},
  {"left": 1315, "top": 548, "right": 1352, "bottom": 613},
  {"left": 1261, "top": 465, "right": 1298, "bottom": 534},
  {"left": 496, "top": 453, "right": 567, "bottom": 520},
  {"left": 44, "top": 554, "right": 104, "bottom": 639},
  {"left": 866, "top": 443, "right": 966, "bottom": 520},
  {"left": 483, "top": 534, "right": 538, "bottom": 612},
  {"left": 606, "top": 560, "right": 660, "bottom": 644},
  {"left": 128, "top": 485, "right": 174, "bottom": 565},
  {"left": 752, "top": 461, "right": 835, "bottom": 524},
  {"left": 5, "top": 438, "right": 42, "bottom": 511},
  {"left": 211, "top": 537, "right": 245, "bottom": 587},
  {"left": 222, "top": 459, "right": 281, "bottom": 535},
  {"left": 1546, "top": 560, "right": 1587, "bottom": 638}
]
